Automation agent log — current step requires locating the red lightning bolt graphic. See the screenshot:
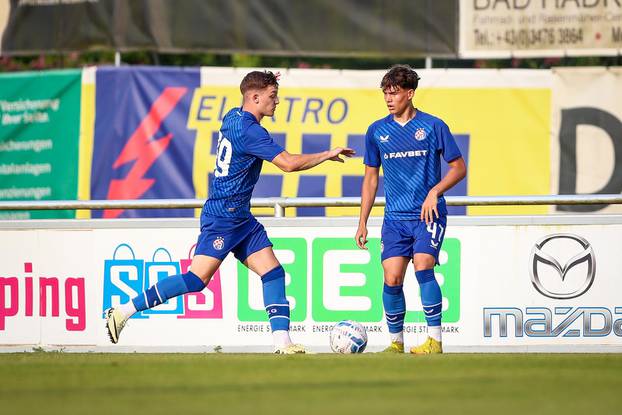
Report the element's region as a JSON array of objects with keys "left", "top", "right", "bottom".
[{"left": 103, "top": 87, "right": 187, "bottom": 218}]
